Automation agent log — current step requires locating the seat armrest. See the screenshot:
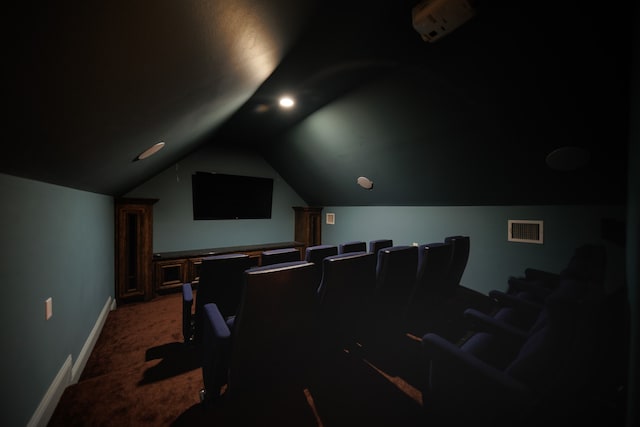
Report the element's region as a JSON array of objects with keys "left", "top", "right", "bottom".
[
  {"left": 507, "top": 277, "right": 554, "bottom": 297},
  {"left": 182, "top": 282, "right": 193, "bottom": 303},
  {"left": 421, "top": 333, "right": 533, "bottom": 400},
  {"left": 523, "top": 268, "right": 560, "bottom": 285},
  {"left": 182, "top": 283, "right": 194, "bottom": 343},
  {"left": 201, "top": 303, "right": 232, "bottom": 403},
  {"left": 204, "top": 303, "right": 232, "bottom": 340},
  {"left": 463, "top": 308, "right": 528, "bottom": 345},
  {"left": 489, "top": 290, "right": 543, "bottom": 315}
]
